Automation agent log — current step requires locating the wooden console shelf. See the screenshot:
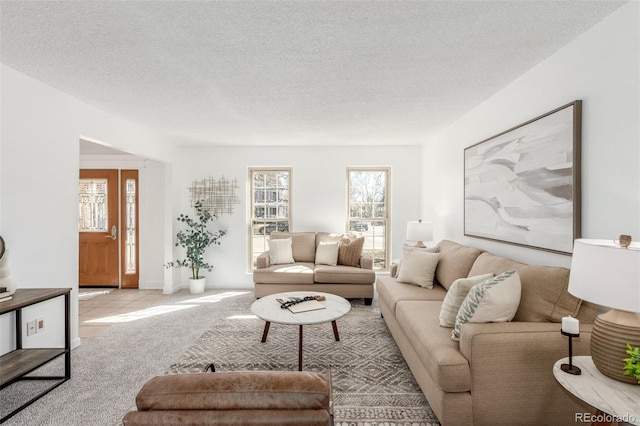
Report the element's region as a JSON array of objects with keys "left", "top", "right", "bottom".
[{"left": 0, "top": 288, "right": 71, "bottom": 423}]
